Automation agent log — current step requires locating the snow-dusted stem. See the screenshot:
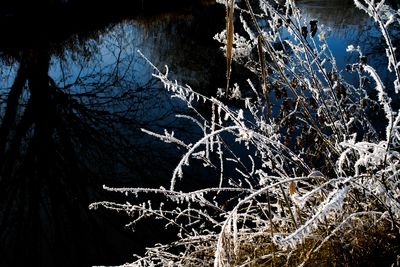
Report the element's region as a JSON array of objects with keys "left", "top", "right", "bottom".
[
  {"left": 353, "top": 0, "right": 400, "bottom": 93},
  {"left": 170, "top": 126, "right": 240, "bottom": 190},
  {"left": 363, "top": 65, "right": 393, "bottom": 144}
]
